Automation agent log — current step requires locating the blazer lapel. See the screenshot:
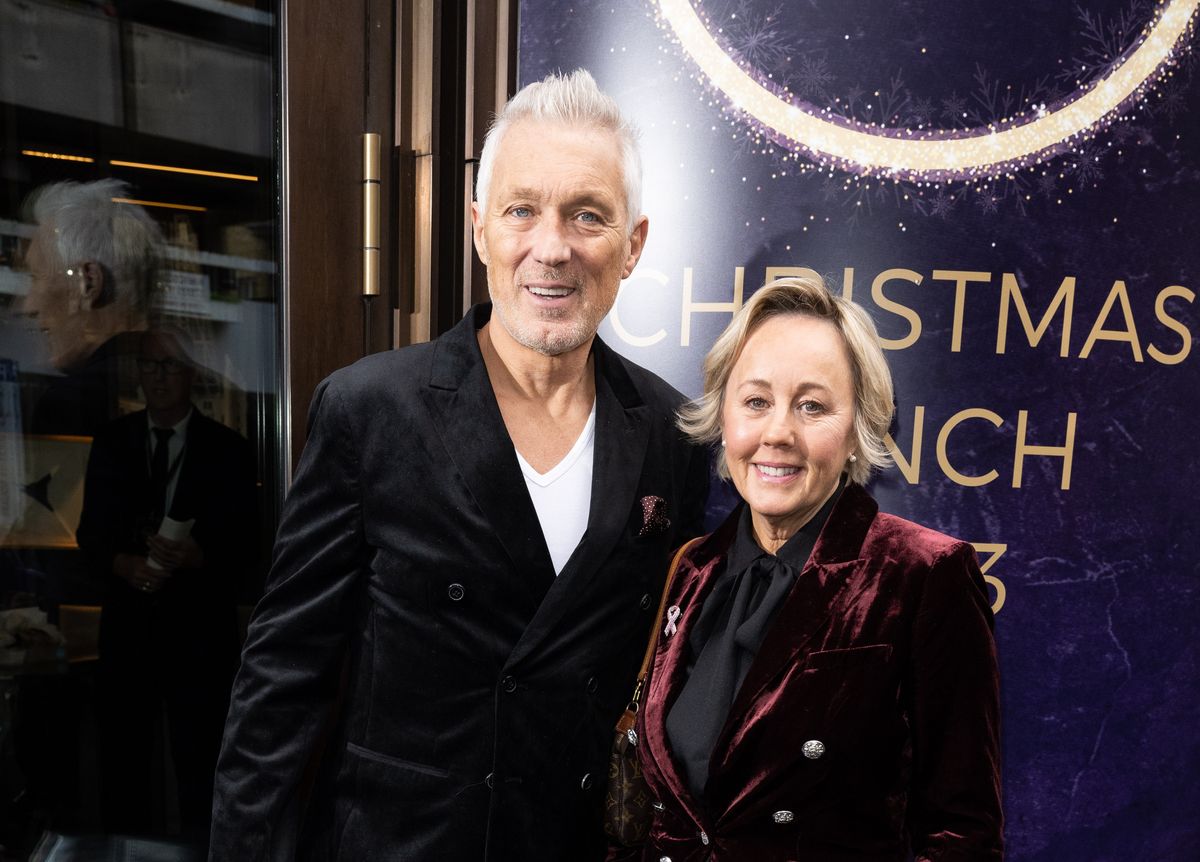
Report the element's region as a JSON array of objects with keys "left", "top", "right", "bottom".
[
  {"left": 709, "top": 483, "right": 879, "bottom": 774},
  {"left": 419, "top": 307, "right": 556, "bottom": 604},
  {"left": 505, "top": 338, "right": 651, "bottom": 667}
]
